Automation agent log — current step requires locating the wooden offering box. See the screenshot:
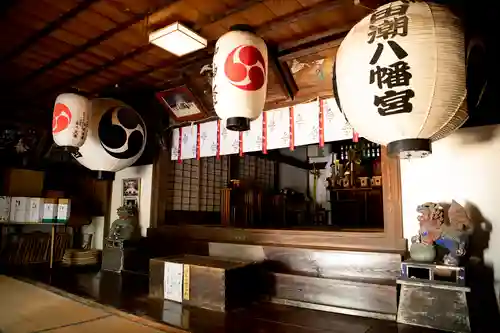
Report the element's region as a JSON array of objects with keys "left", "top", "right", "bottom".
[{"left": 150, "top": 255, "right": 263, "bottom": 312}]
